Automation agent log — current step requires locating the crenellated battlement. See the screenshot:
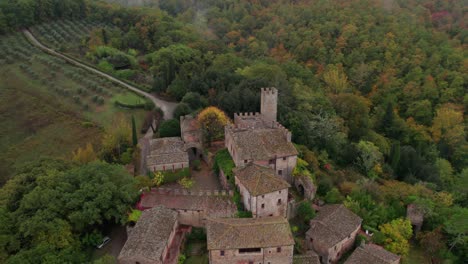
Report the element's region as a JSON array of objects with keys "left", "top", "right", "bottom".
[
  {"left": 234, "top": 112, "right": 261, "bottom": 118},
  {"left": 261, "top": 87, "right": 277, "bottom": 95}
]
